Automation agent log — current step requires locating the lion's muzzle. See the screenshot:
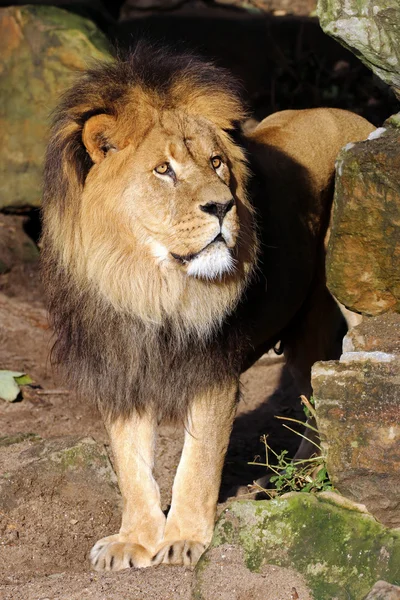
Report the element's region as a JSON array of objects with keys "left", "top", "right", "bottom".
[{"left": 199, "top": 199, "right": 235, "bottom": 224}]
